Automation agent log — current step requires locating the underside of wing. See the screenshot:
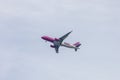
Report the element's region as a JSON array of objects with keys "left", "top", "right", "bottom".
[
  {"left": 59, "top": 31, "right": 72, "bottom": 44},
  {"left": 55, "top": 47, "right": 59, "bottom": 53}
]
